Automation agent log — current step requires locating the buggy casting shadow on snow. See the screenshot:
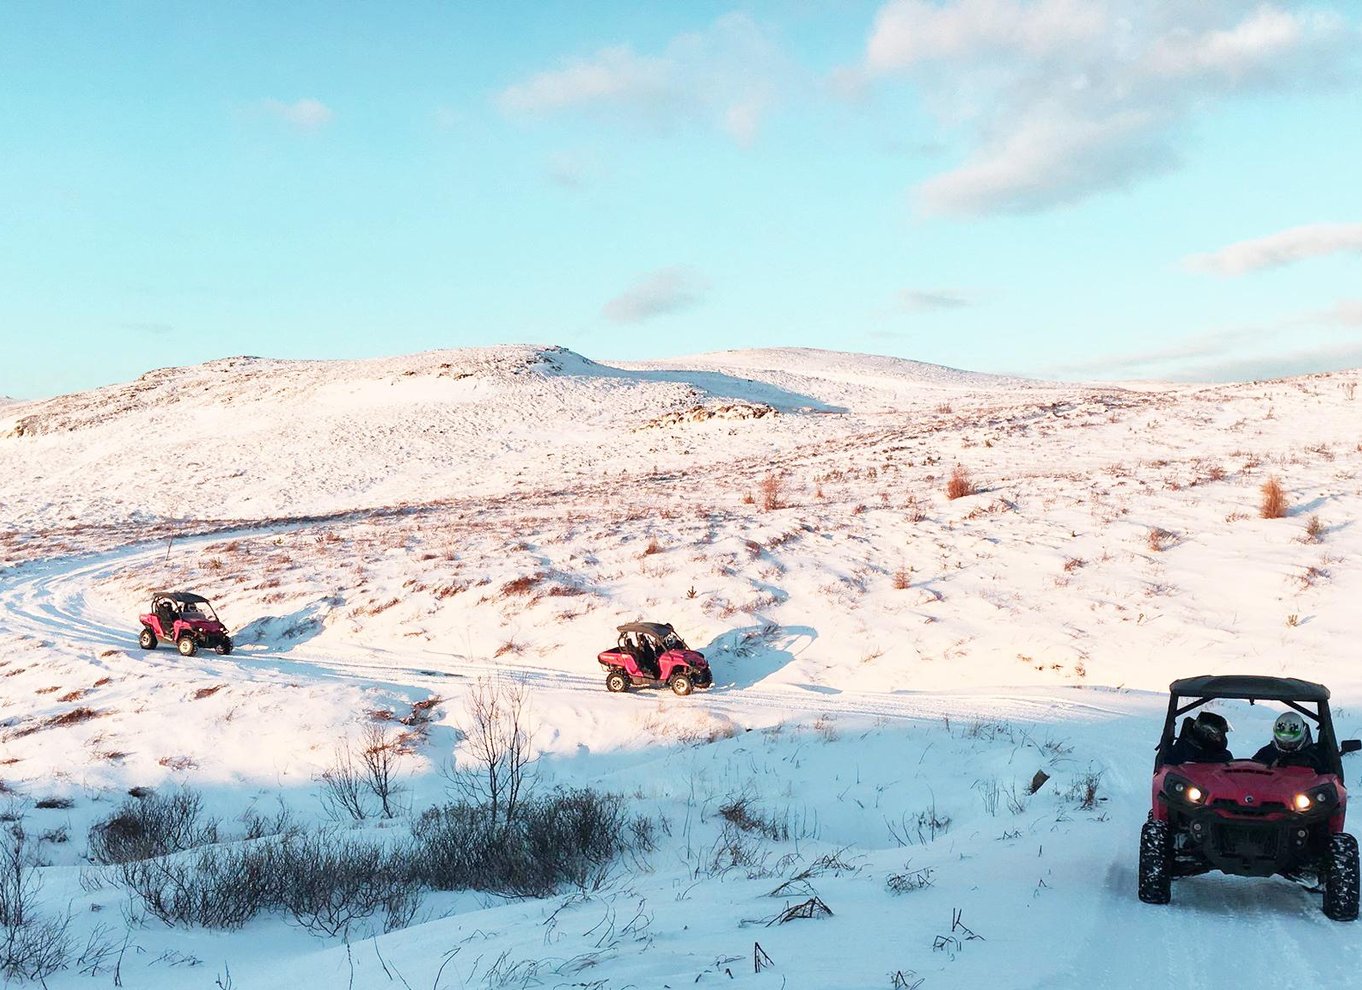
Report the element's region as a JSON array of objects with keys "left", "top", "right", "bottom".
[
  {"left": 138, "top": 591, "right": 233, "bottom": 657},
  {"left": 1140, "top": 674, "right": 1362, "bottom": 920},
  {"left": 597, "top": 622, "right": 712, "bottom": 696}
]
